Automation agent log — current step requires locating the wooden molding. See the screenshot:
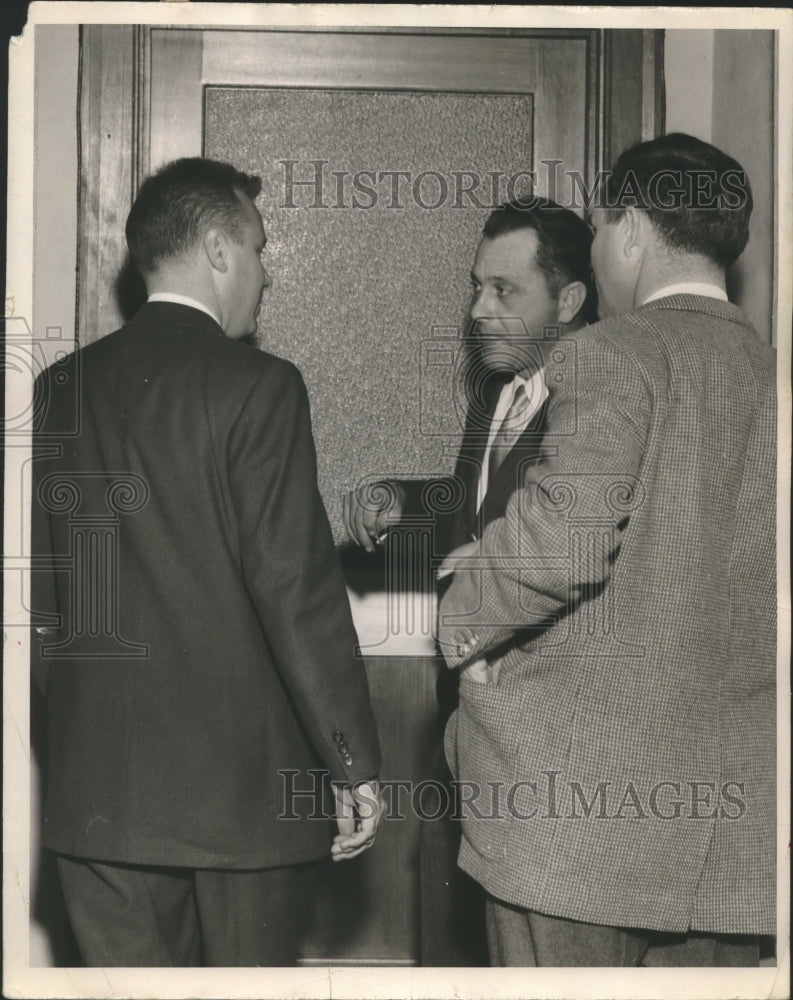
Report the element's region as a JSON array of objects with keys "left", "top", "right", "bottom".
[
  {"left": 600, "top": 28, "right": 665, "bottom": 171},
  {"left": 77, "top": 25, "right": 151, "bottom": 345}
]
